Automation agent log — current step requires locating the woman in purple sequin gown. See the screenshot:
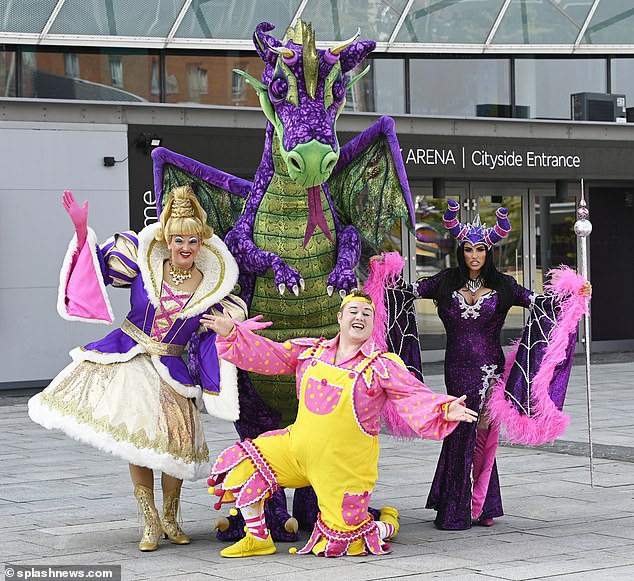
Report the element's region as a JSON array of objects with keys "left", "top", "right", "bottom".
[
  {"left": 414, "top": 238, "right": 534, "bottom": 530},
  {"left": 377, "top": 200, "right": 591, "bottom": 530}
]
